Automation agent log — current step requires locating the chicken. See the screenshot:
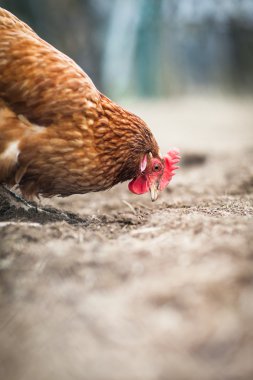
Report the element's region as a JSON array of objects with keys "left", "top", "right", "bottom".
[{"left": 0, "top": 8, "right": 179, "bottom": 202}]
